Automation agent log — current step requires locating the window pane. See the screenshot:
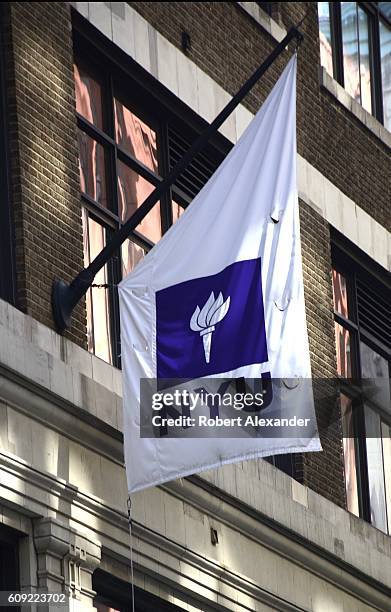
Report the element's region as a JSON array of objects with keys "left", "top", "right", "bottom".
[
  {"left": 114, "top": 100, "right": 158, "bottom": 173},
  {"left": 172, "top": 200, "right": 185, "bottom": 224},
  {"left": 357, "top": 6, "right": 372, "bottom": 113},
  {"left": 78, "top": 130, "right": 108, "bottom": 208},
  {"left": 332, "top": 269, "right": 349, "bottom": 318},
  {"left": 318, "top": 2, "right": 334, "bottom": 77},
  {"left": 117, "top": 160, "right": 162, "bottom": 243},
  {"left": 360, "top": 342, "right": 391, "bottom": 415},
  {"left": 365, "top": 406, "right": 387, "bottom": 532},
  {"left": 379, "top": 3, "right": 391, "bottom": 21},
  {"left": 74, "top": 64, "right": 103, "bottom": 130},
  {"left": 380, "top": 19, "right": 391, "bottom": 131},
  {"left": 121, "top": 239, "right": 145, "bottom": 278},
  {"left": 340, "top": 394, "right": 360, "bottom": 516},
  {"left": 83, "top": 211, "right": 112, "bottom": 364},
  {"left": 335, "top": 322, "right": 352, "bottom": 377},
  {"left": 341, "top": 2, "right": 361, "bottom": 103},
  {"left": 381, "top": 421, "right": 391, "bottom": 534}
]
